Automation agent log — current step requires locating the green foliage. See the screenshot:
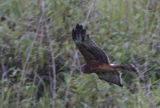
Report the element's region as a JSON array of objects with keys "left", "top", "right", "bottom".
[{"left": 0, "top": 0, "right": 160, "bottom": 108}]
